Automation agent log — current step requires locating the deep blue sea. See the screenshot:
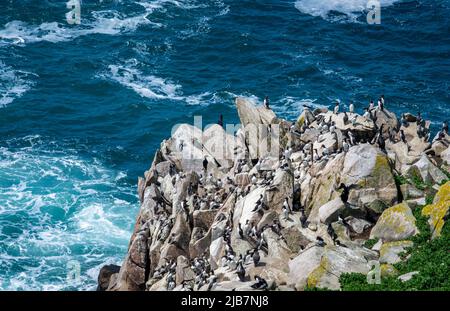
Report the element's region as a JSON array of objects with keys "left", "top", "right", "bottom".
[{"left": 0, "top": 0, "right": 449, "bottom": 290}]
